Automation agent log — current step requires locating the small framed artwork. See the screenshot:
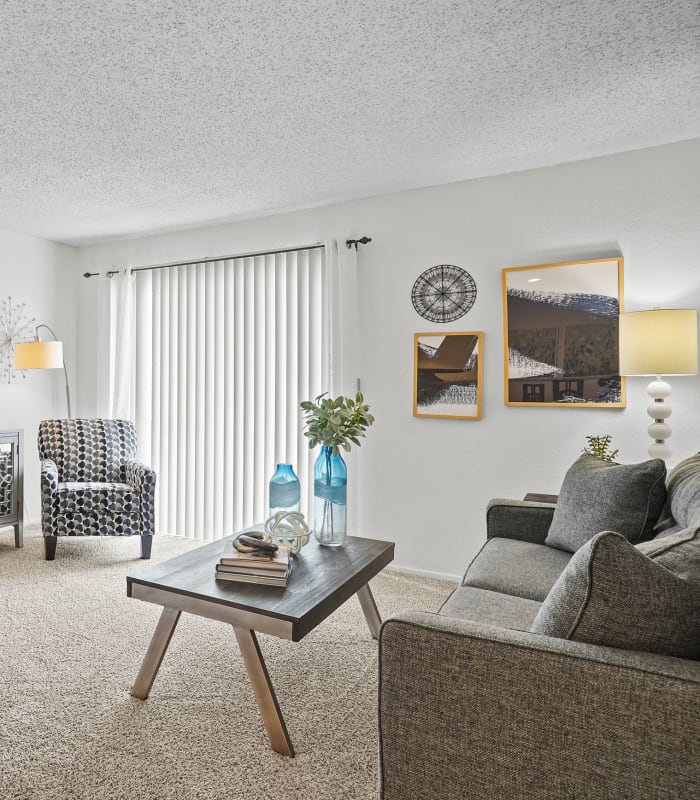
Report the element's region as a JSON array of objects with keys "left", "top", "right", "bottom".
[
  {"left": 414, "top": 332, "right": 483, "bottom": 419},
  {"left": 502, "top": 256, "right": 624, "bottom": 407}
]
